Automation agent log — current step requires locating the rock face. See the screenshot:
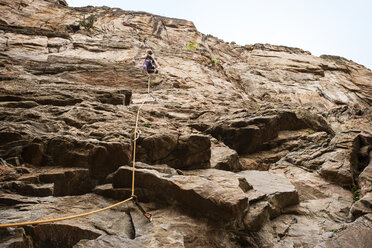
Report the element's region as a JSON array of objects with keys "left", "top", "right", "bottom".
[
  {"left": 240, "top": 171, "right": 299, "bottom": 217},
  {"left": 0, "top": 0, "right": 371, "bottom": 247},
  {"left": 315, "top": 214, "right": 372, "bottom": 248},
  {"left": 136, "top": 133, "right": 211, "bottom": 169},
  {"left": 113, "top": 166, "right": 248, "bottom": 223}
]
